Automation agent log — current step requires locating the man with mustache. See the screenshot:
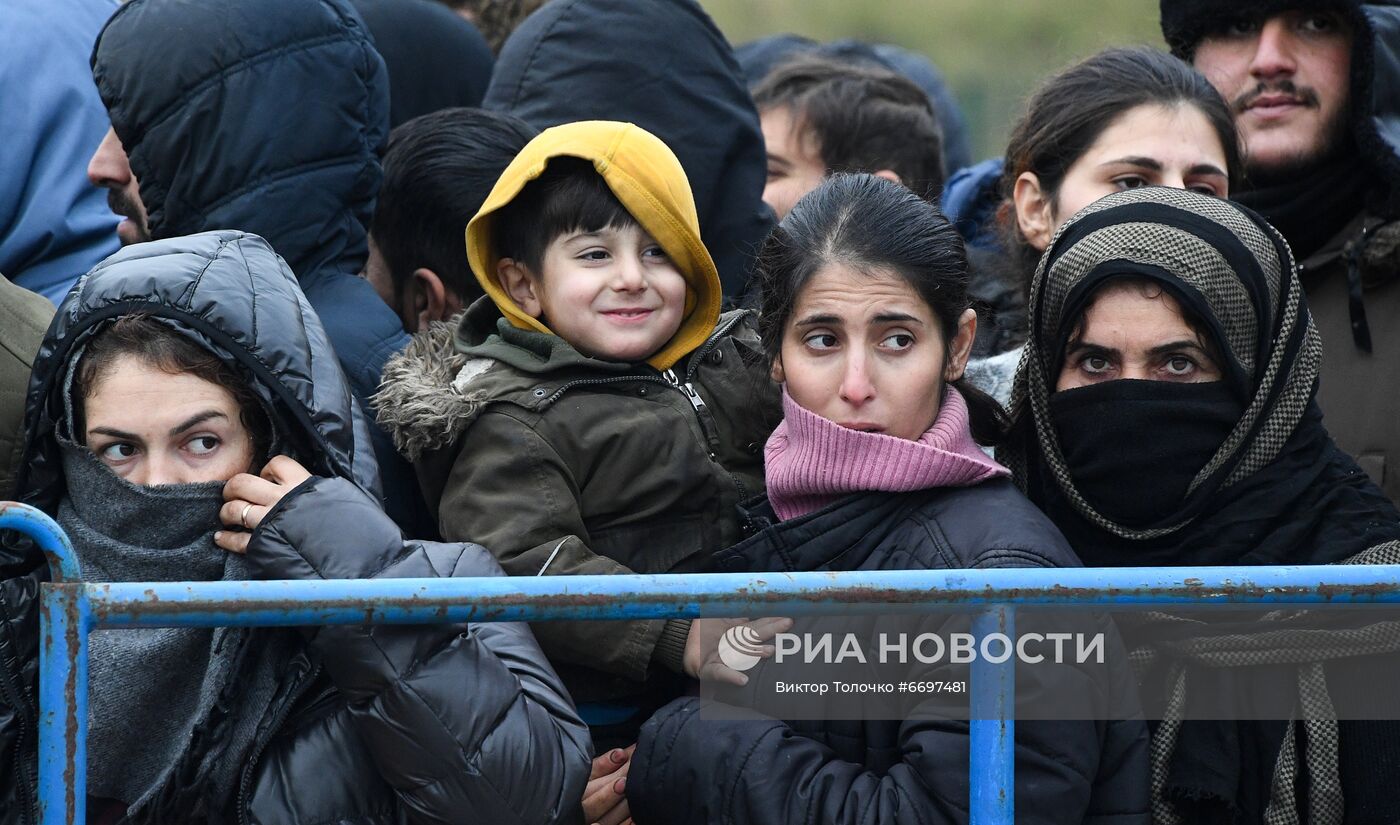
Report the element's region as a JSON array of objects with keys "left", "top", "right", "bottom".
[
  {"left": 87, "top": 129, "right": 149, "bottom": 247},
  {"left": 1162, "top": 1, "right": 1400, "bottom": 504},
  {"left": 84, "top": 0, "right": 439, "bottom": 536}
]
